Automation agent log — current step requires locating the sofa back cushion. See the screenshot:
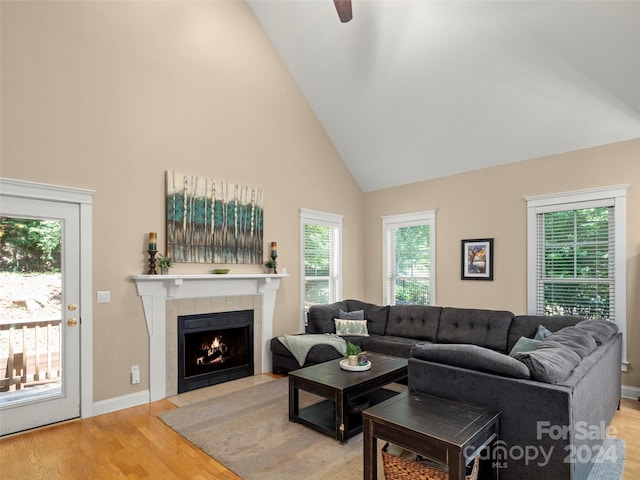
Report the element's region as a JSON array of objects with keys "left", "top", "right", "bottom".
[
  {"left": 306, "top": 302, "right": 348, "bottom": 333},
  {"left": 385, "top": 305, "right": 442, "bottom": 341},
  {"left": 436, "top": 307, "right": 514, "bottom": 352},
  {"left": 544, "top": 326, "right": 597, "bottom": 359},
  {"left": 411, "top": 343, "right": 531, "bottom": 379},
  {"left": 513, "top": 344, "right": 582, "bottom": 384},
  {"left": 575, "top": 319, "right": 618, "bottom": 345},
  {"left": 507, "top": 315, "right": 582, "bottom": 352},
  {"left": 344, "top": 299, "right": 390, "bottom": 336},
  {"left": 307, "top": 300, "right": 390, "bottom": 336}
]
